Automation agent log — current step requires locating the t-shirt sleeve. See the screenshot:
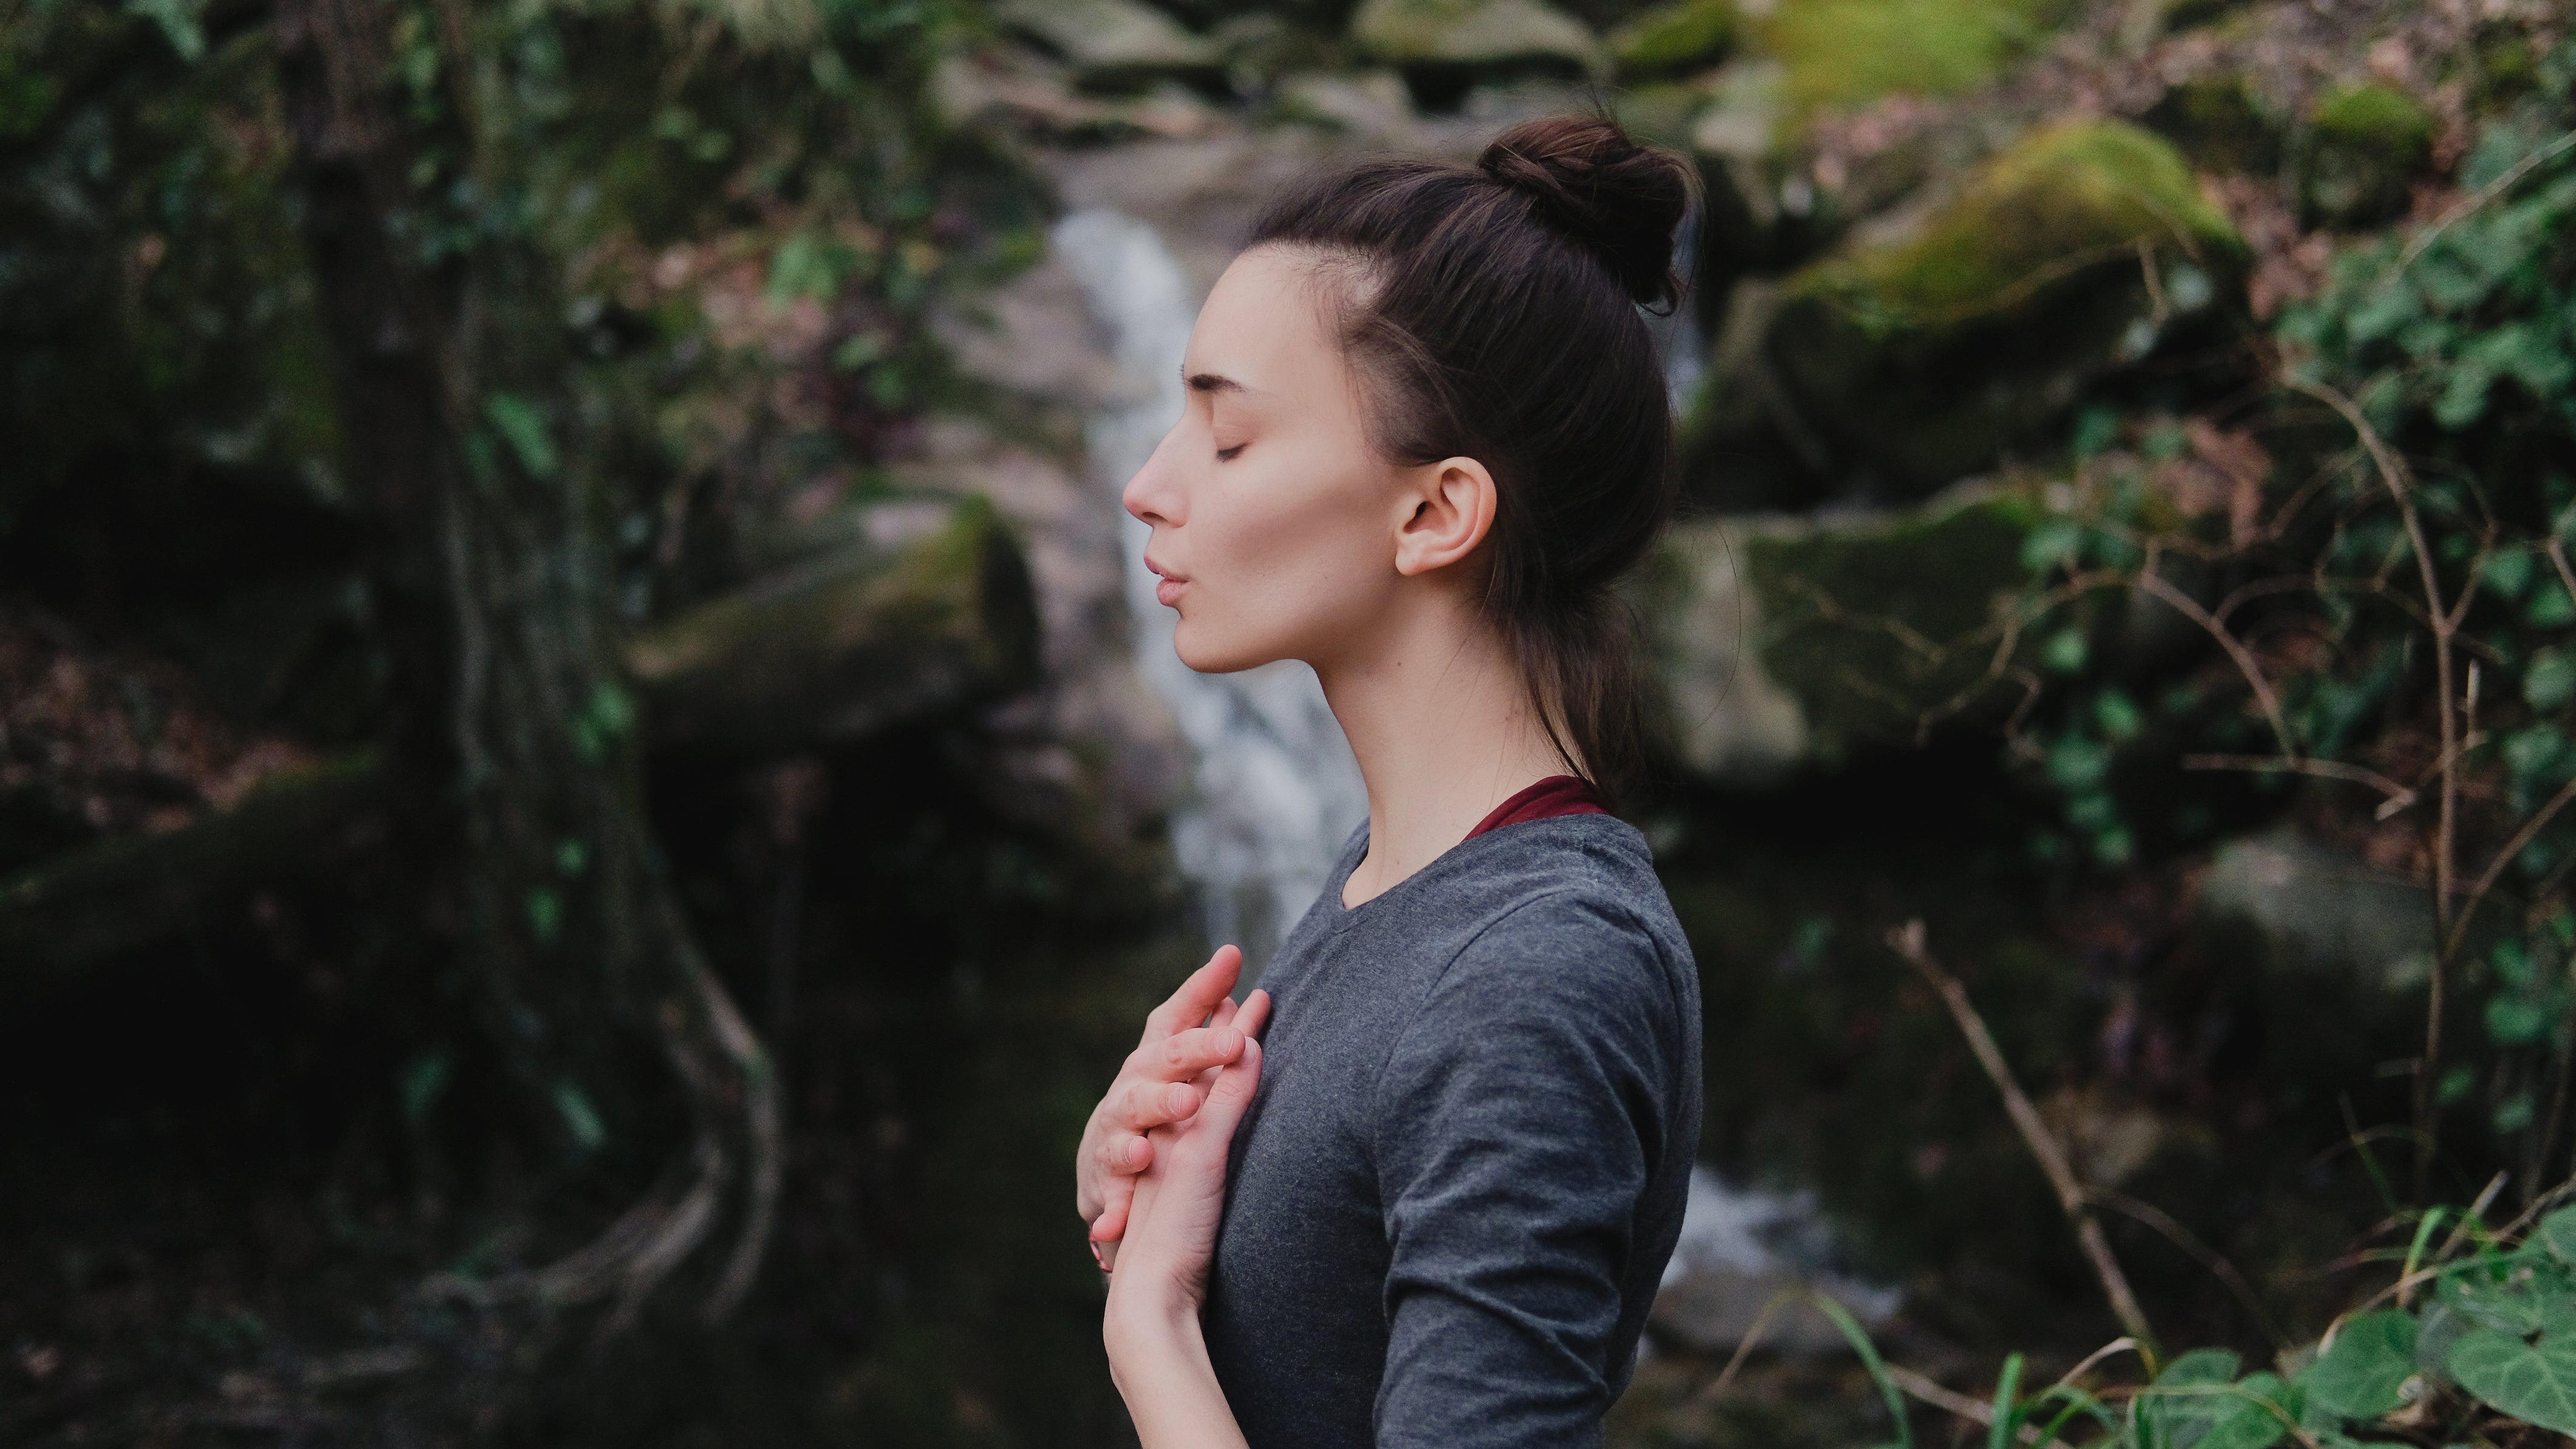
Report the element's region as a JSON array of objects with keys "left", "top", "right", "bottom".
[{"left": 1368, "top": 895, "right": 1677, "bottom": 1449}]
